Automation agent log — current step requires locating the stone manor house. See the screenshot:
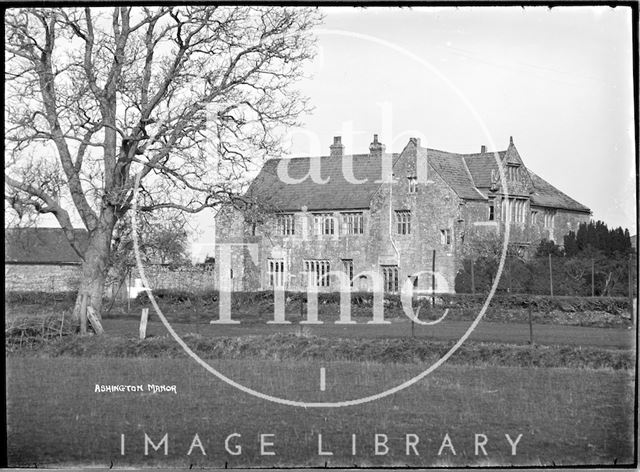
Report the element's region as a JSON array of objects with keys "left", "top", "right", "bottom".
[{"left": 215, "top": 135, "right": 591, "bottom": 293}]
